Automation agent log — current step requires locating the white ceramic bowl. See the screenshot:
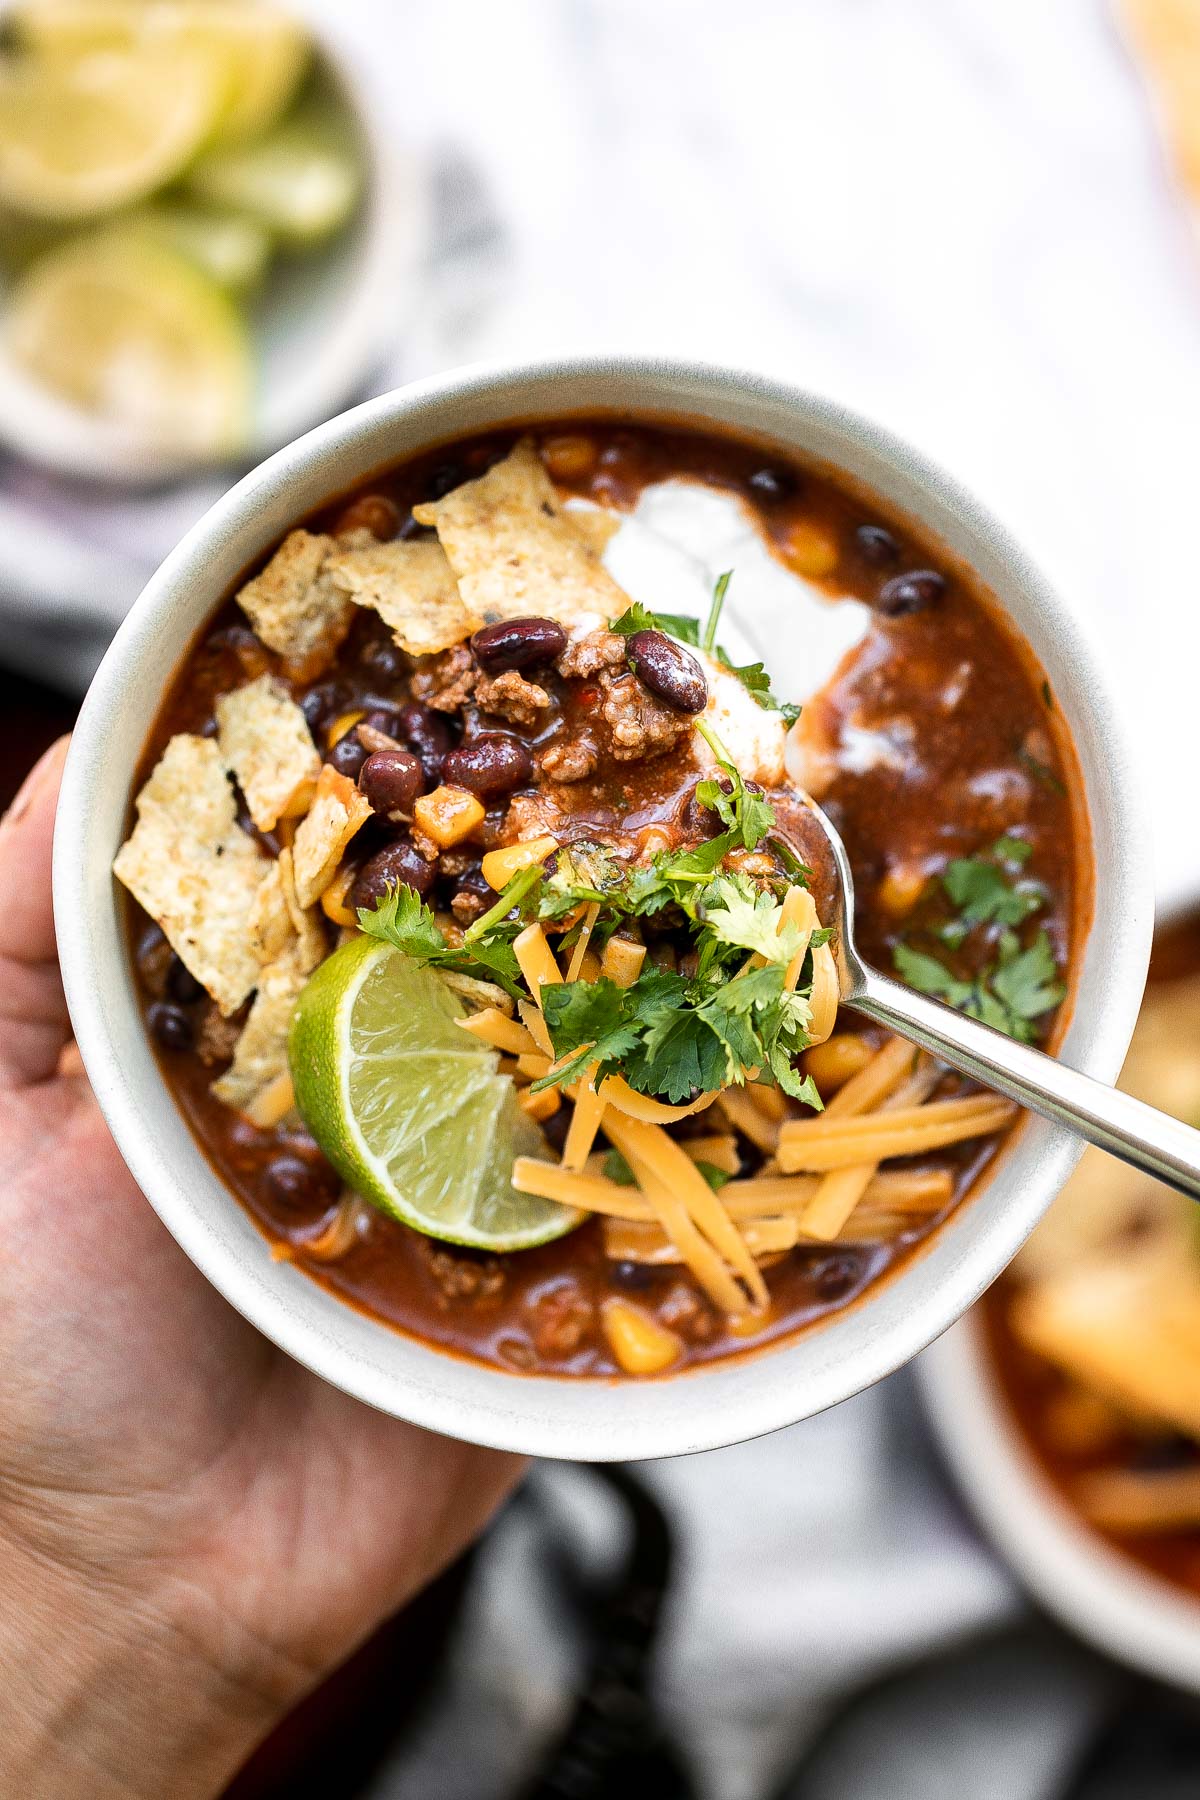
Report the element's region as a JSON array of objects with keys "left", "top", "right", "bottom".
[
  {"left": 53, "top": 355, "right": 1154, "bottom": 1461},
  {"left": 0, "top": 12, "right": 424, "bottom": 483},
  {"left": 919, "top": 1313, "right": 1200, "bottom": 1690}
]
